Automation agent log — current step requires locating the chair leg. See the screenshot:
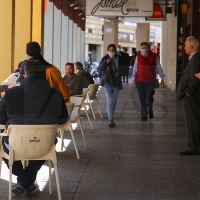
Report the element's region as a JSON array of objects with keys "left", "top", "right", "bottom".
[
  {"left": 69, "top": 125, "right": 80, "bottom": 159},
  {"left": 9, "top": 164, "right": 12, "bottom": 200},
  {"left": 88, "top": 101, "right": 96, "bottom": 119},
  {"left": 54, "top": 163, "right": 62, "bottom": 200},
  {"left": 95, "top": 98, "right": 103, "bottom": 118},
  {"left": 59, "top": 128, "right": 64, "bottom": 151},
  {"left": 83, "top": 104, "right": 93, "bottom": 129},
  {"left": 0, "top": 157, "right": 2, "bottom": 178},
  {"left": 77, "top": 118, "right": 88, "bottom": 149},
  {"left": 48, "top": 160, "right": 52, "bottom": 194}
]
